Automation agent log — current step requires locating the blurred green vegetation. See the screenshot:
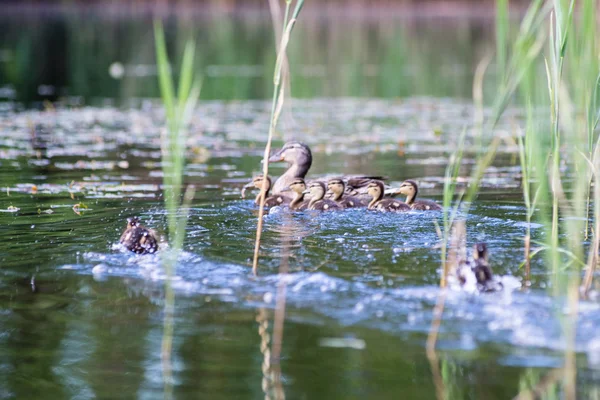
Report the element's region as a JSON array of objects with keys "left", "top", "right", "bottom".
[{"left": 0, "top": 9, "right": 499, "bottom": 105}]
